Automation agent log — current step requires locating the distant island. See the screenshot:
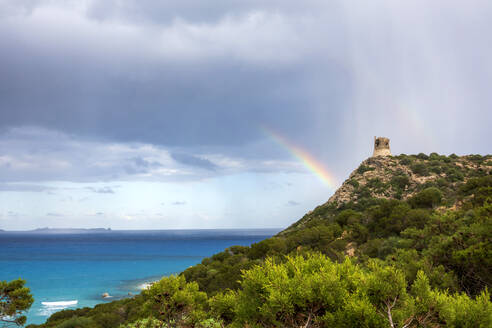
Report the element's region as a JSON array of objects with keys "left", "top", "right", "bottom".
[{"left": 32, "top": 228, "right": 112, "bottom": 233}]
